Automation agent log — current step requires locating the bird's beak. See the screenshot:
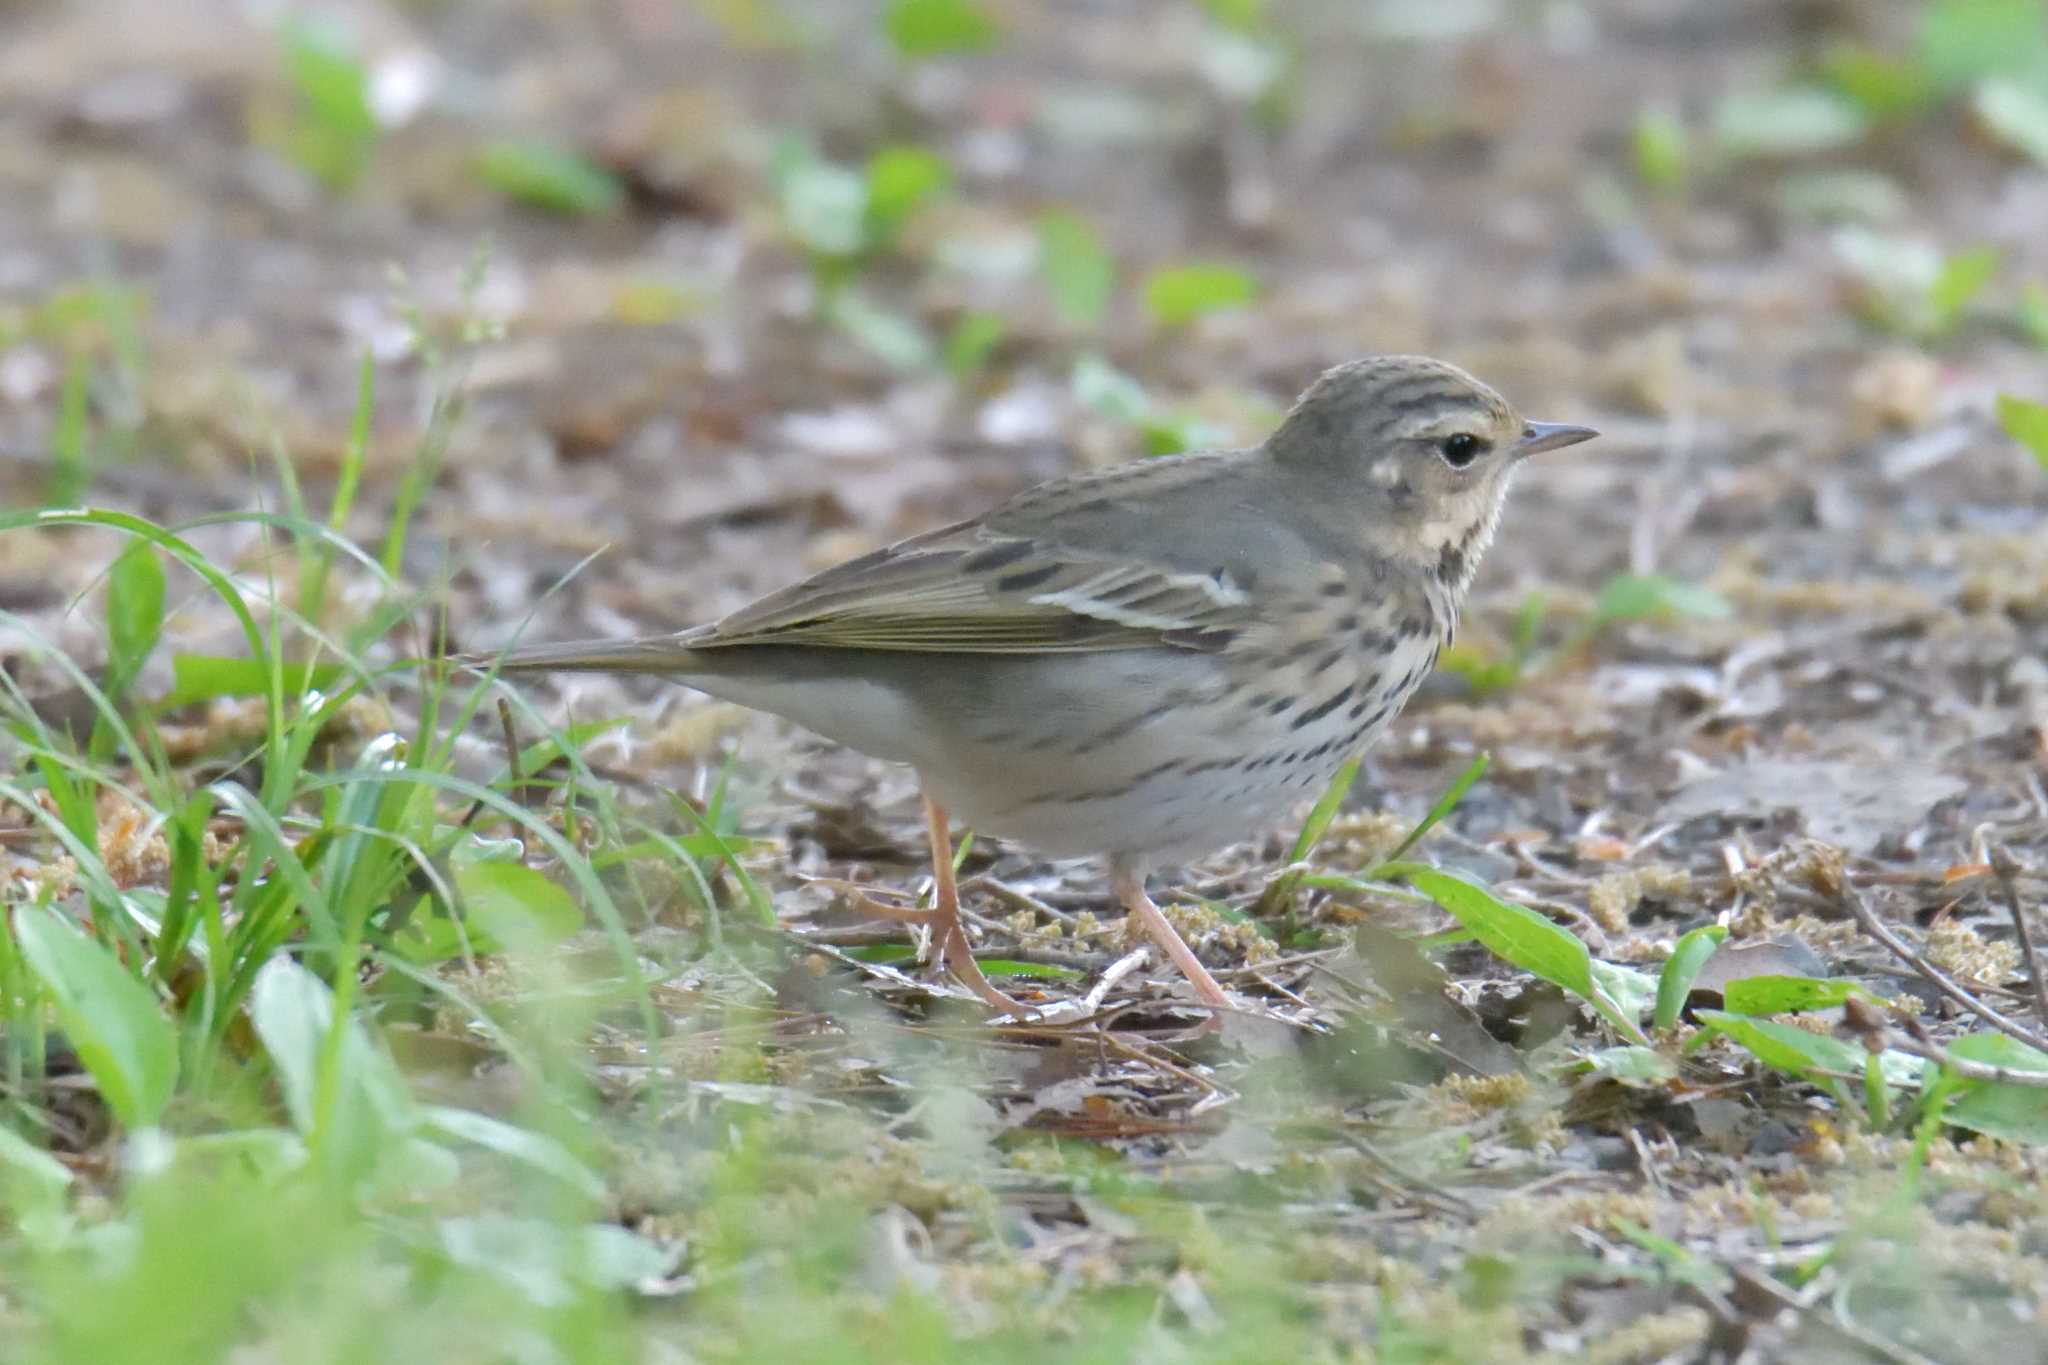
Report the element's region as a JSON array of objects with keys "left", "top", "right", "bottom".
[{"left": 1514, "top": 421, "right": 1599, "bottom": 459}]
